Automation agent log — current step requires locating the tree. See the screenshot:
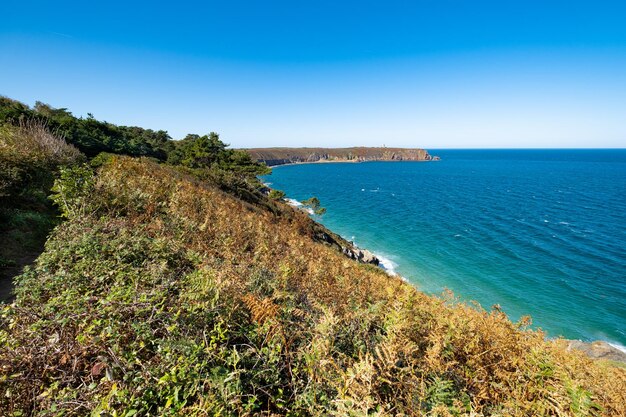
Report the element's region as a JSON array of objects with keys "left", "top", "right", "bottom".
[
  {"left": 268, "top": 189, "right": 286, "bottom": 200},
  {"left": 301, "top": 196, "right": 326, "bottom": 215},
  {"left": 177, "top": 132, "right": 227, "bottom": 168},
  {"left": 0, "top": 97, "right": 269, "bottom": 175}
]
